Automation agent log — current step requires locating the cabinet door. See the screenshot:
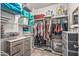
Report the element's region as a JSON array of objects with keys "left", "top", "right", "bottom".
[
  {"left": 68, "top": 33, "right": 78, "bottom": 56},
  {"left": 78, "top": 33, "right": 79, "bottom": 56},
  {"left": 23, "top": 37, "right": 31, "bottom": 56},
  {"left": 78, "top": 7, "right": 79, "bottom": 56},
  {"left": 24, "top": 38, "right": 31, "bottom": 50}
]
